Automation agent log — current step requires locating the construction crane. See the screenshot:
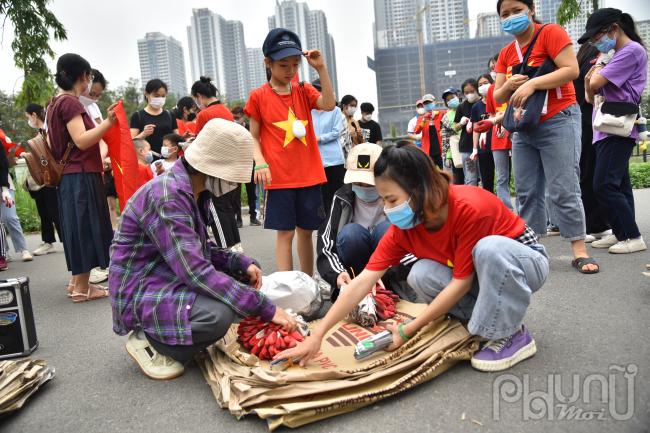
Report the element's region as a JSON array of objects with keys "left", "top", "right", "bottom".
[{"left": 414, "top": 1, "right": 432, "bottom": 98}]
